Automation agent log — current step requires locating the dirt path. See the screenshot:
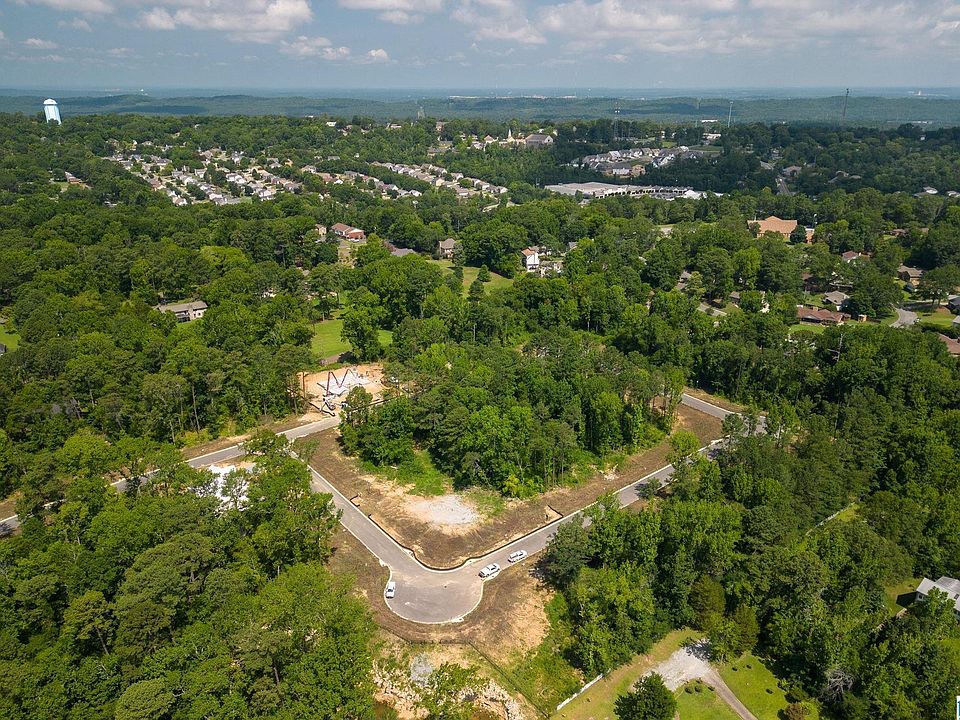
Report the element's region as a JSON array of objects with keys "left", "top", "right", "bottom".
[{"left": 652, "top": 642, "right": 758, "bottom": 720}]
